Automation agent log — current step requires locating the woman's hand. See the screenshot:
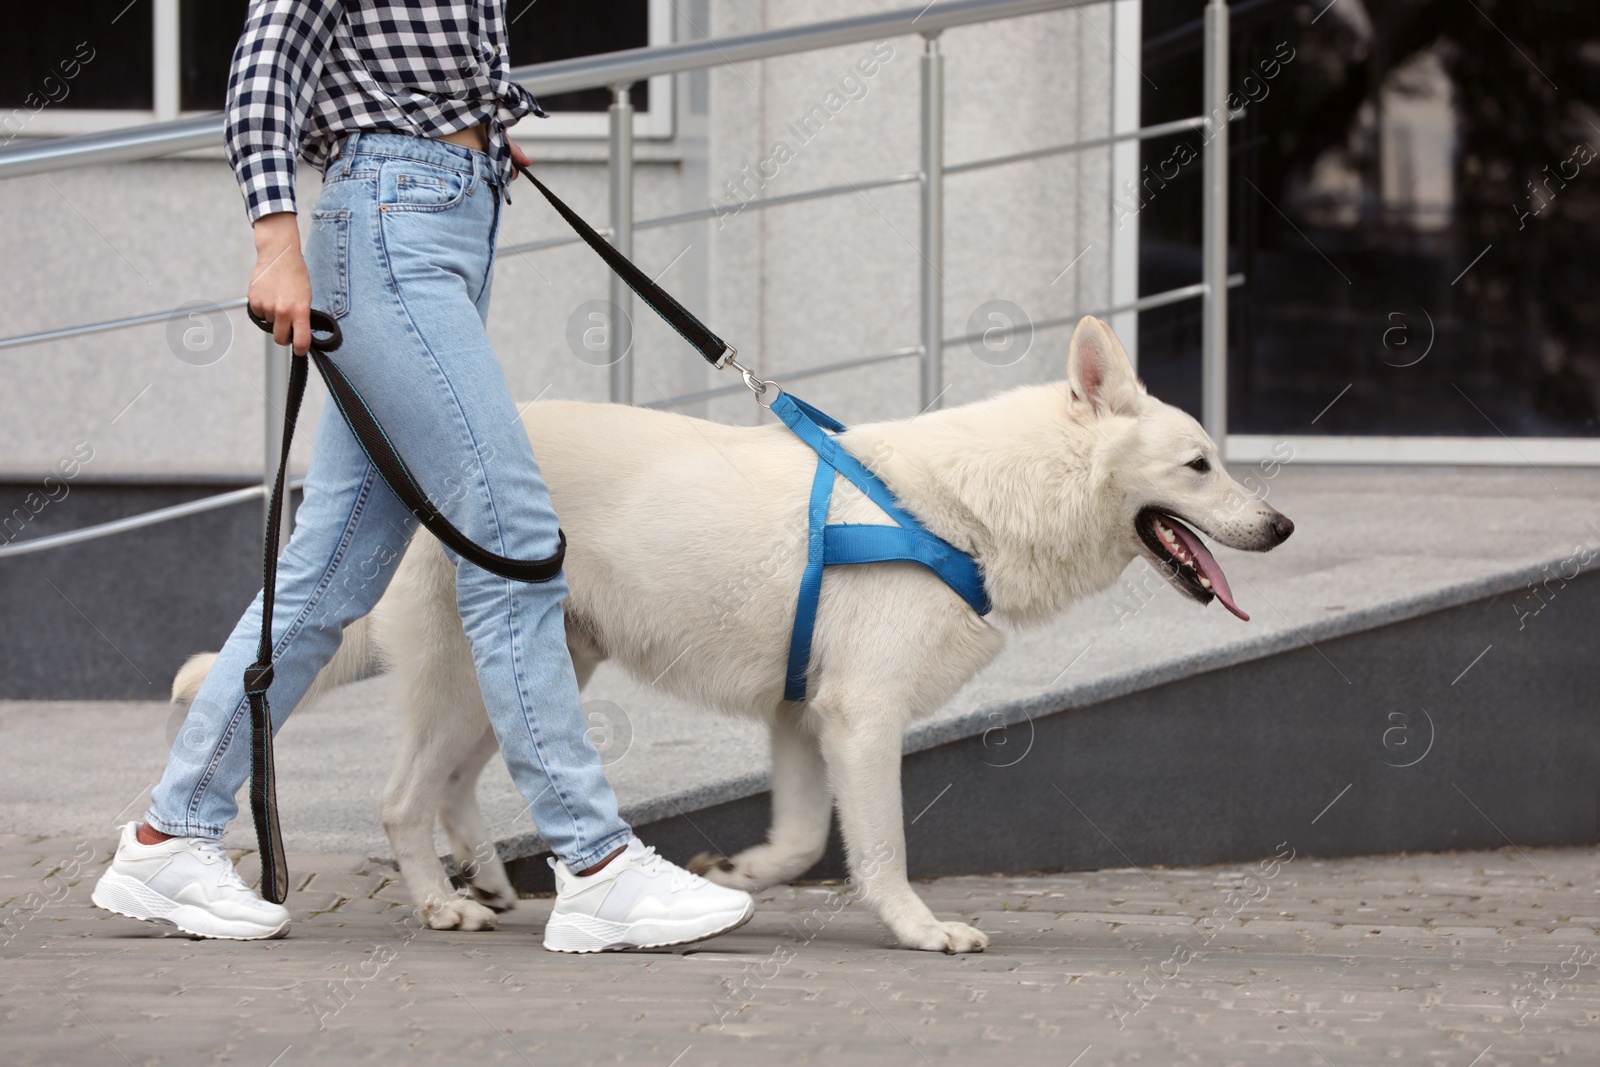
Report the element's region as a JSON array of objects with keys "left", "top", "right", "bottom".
[
  {"left": 249, "top": 212, "right": 314, "bottom": 355},
  {"left": 508, "top": 136, "right": 530, "bottom": 171}
]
